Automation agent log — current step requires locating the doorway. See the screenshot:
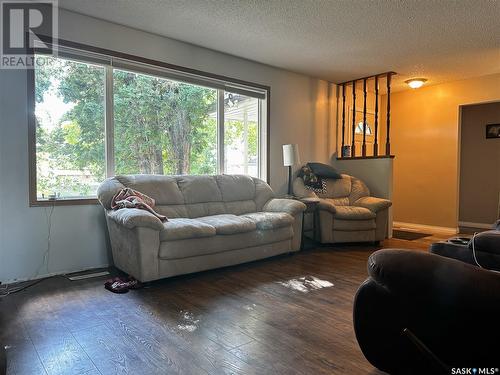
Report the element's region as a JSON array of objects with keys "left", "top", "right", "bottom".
[{"left": 458, "top": 102, "right": 500, "bottom": 231}]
